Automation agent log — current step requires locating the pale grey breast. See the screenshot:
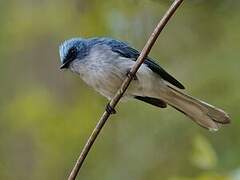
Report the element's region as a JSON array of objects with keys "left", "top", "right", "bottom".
[
  {"left": 70, "top": 44, "right": 165, "bottom": 99},
  {"left": 70, "top": 44, "right": 134, "bottom": 98}
]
